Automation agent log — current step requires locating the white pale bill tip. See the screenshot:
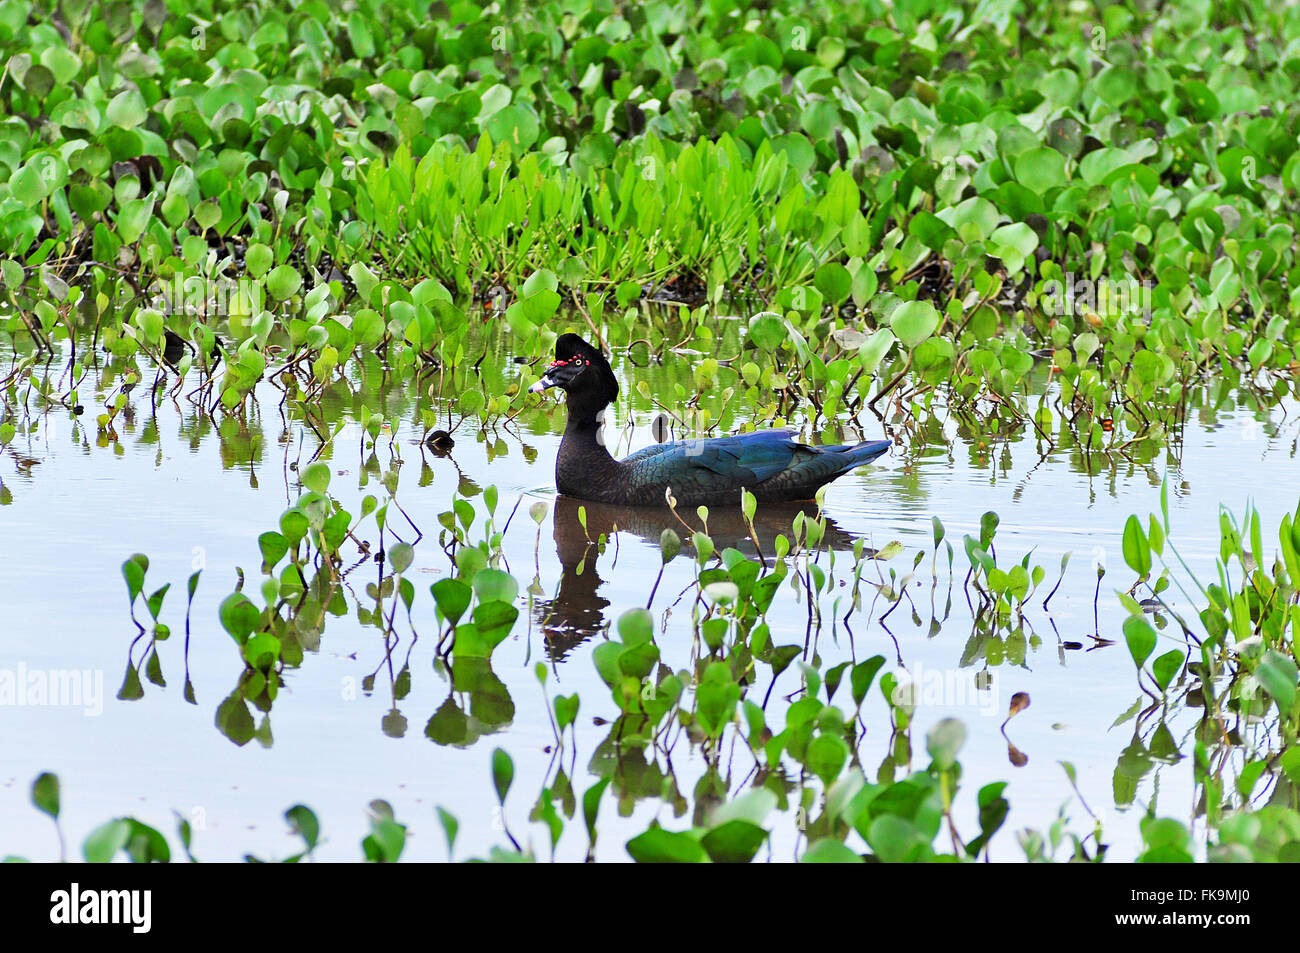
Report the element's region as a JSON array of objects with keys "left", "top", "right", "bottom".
[{"left": 528, "top": 377, "right": 552, "bottom": 393}]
